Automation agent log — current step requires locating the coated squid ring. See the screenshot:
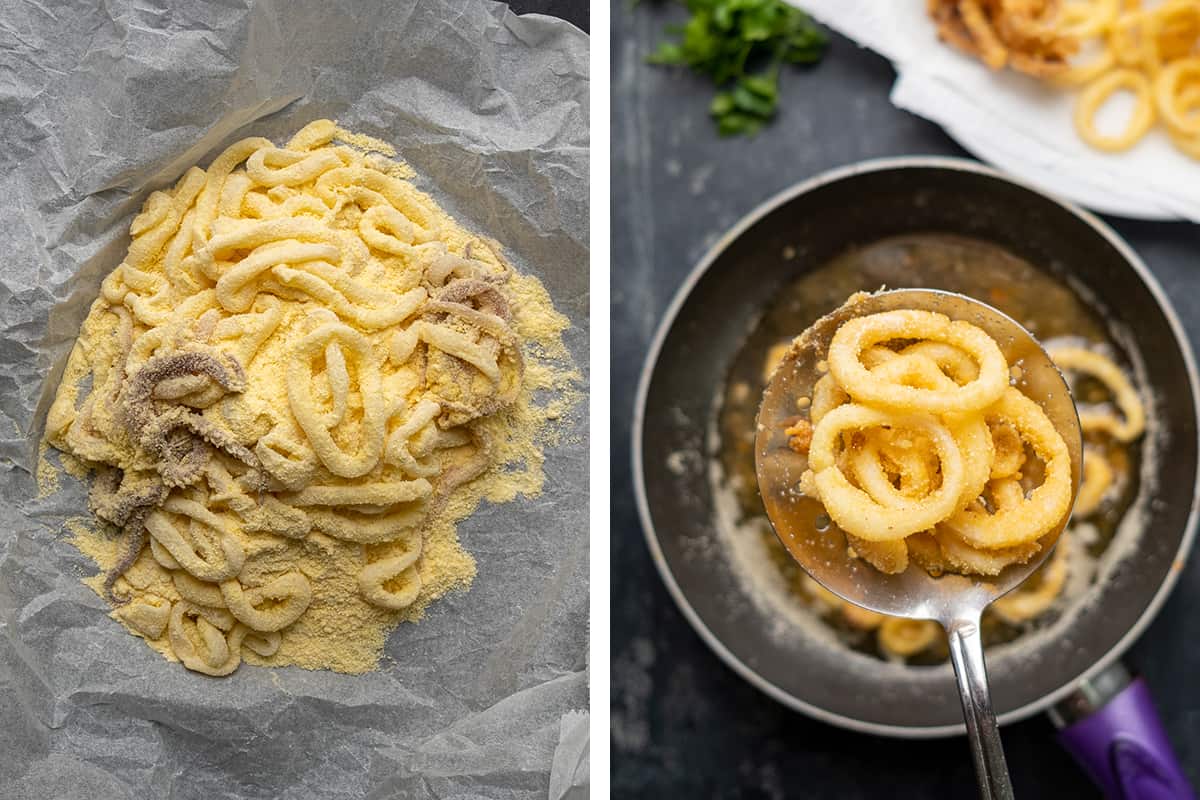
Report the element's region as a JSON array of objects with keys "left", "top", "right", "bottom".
[
  {"left": 1074, "top": 447, "right": 1114, "bottom": 516},
  {"left": 988, "top": 418, "right": 1026, "bottom": 479},
  {"left": 863, "top": 351, "right": 994, "bottom": 510},
  {"left": 1166, "top": 83, "right": 1200, "bottom": 156},
  {"left": 1074, "top": 68, "right": 1156, "bottom": 151},
  {"left": 809, "top": 403, "right": 967, "bottom": 542},
  {"left": 1155, "top": 58, "right": 1200, "bottom": 137},
  {"left": 848, "top": 428, "right": 939, "bottom": 505},
  {"left": 1050, "top": 41, "right": 1117, "bottom": 87},
  {"left": 991, "top": 533, "right": 1071, "bottom": 624},
  {"left": 848, "top": 403, "right": 992, "bottom": 514},
  {"left": 878, "top": 618, "right": 942, "bottom": 658},
  {"left": 1059, "top": 0, "right": 1120, "bottom": 39},
  {"left": 810, "top": 373, "right": 848, "bottom": 426},
  {"left": 944, "top": 388, "right": 1073, "bottom": 549},
  {"left": 1049, "top": 345, "right": 1145, "bottom": 441},
  {"left": 827, "top": 310, "right": 1008, "bottom": 414}
]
